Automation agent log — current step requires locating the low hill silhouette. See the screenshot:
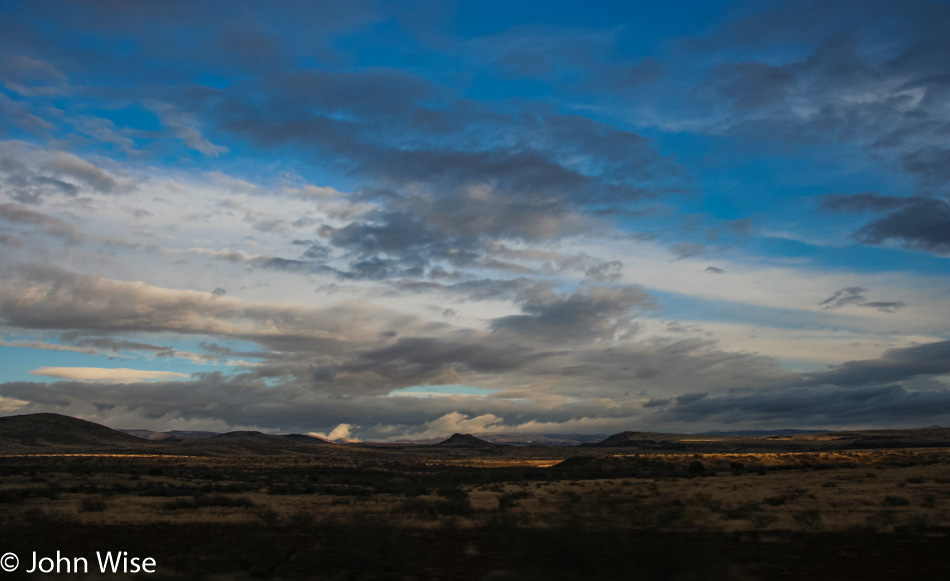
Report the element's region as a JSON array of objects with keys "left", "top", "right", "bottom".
[
  {"left": 0, "top": 413, "right": 154, "bottom": 452},
  {"left": 120, "top": 429, "right": 220, "bottom": 441},
  {"left": 0, "top": 413, "right": 334, "bottom": 456},
  {"left": 436, "top": 433, "right": 507, "bottom": 449}
]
